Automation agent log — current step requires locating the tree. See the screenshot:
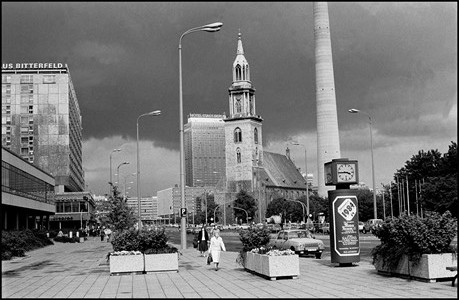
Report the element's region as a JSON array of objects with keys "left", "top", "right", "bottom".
[
  {"left": 233, "top": 190, "right": 257, "bottom": 223},
  {"left": 195, "top": 193, "right": 218, "bottom": 224},
  {"left": 392, "top": 141, "right": 457, "bottom": 218},
  {"left": 106, "top": 186, "right": 137, "bottom": 231},
  {"left": 297, "top": 194, "right": 329, "bottom": 221}
]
